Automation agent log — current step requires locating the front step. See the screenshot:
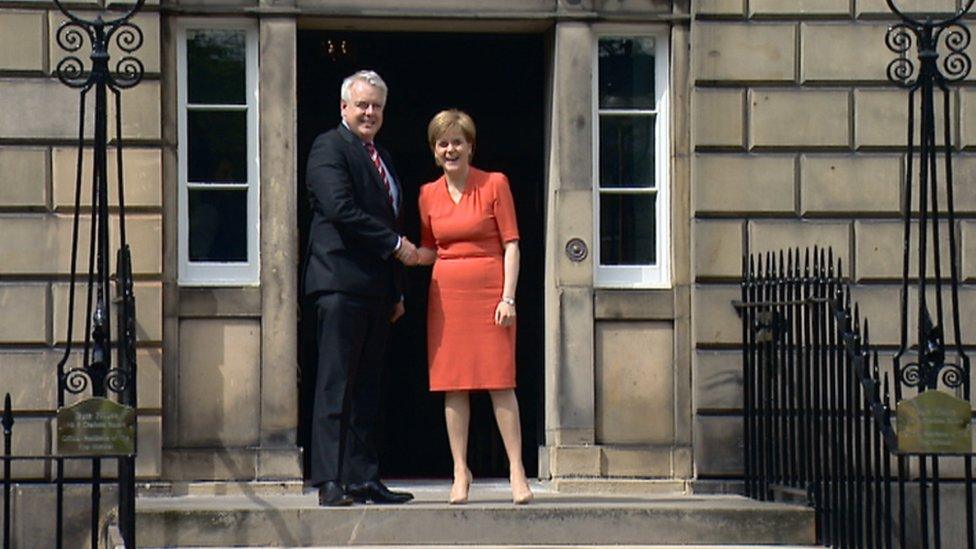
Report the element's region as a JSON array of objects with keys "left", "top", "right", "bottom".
[
  {"left": 135, "top": 480, "right": 816, "bottom": 547},
  {"left": 143, "top": 546, "right": 825, "bottom": 549}
]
